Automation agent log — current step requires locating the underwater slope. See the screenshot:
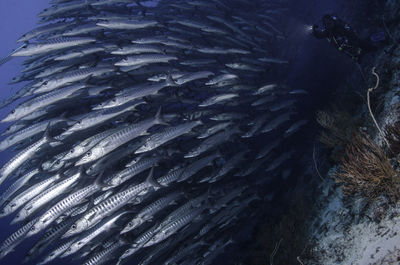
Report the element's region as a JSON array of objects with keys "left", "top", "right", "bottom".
[{"left": 0, "top": 0, "right": 307, "bottom": 264}]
